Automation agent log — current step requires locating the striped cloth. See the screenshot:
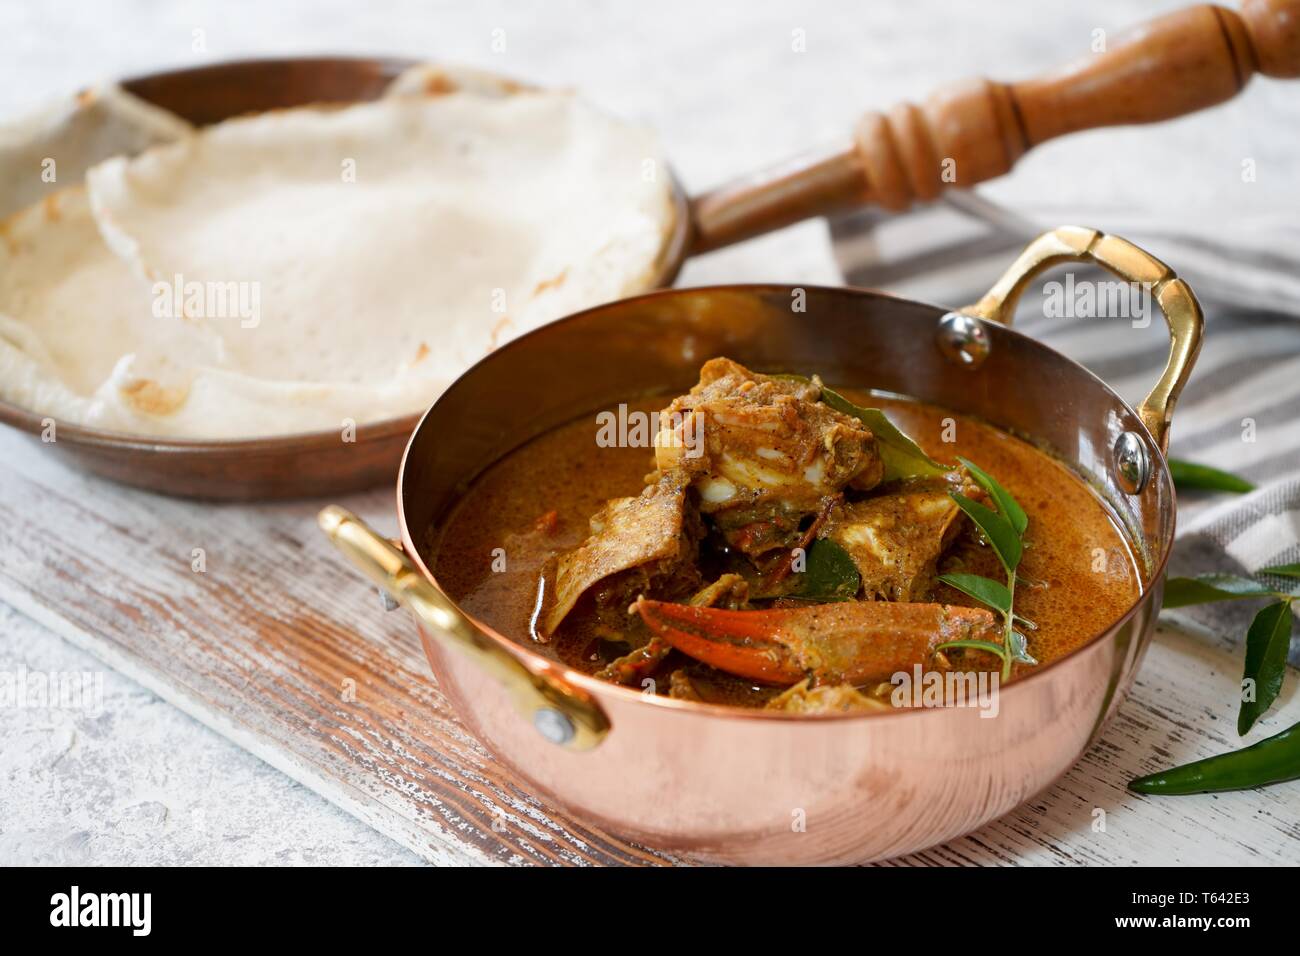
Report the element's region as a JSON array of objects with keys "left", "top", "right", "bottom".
[{"left": 833, "top": 199, "right": 1300, "bottom": 662}]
